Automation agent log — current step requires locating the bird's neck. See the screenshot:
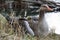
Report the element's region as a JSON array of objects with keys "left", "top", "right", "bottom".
[{"left": 39, "top": 10, "right": 45, "bottom": 21}]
